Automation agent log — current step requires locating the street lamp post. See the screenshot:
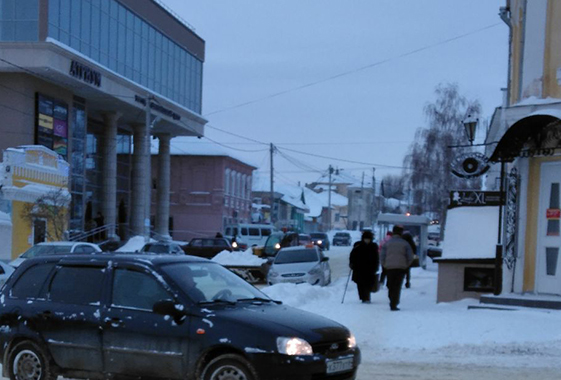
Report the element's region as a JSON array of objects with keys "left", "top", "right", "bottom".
[{"left": 463, "top": 114, "right": 479, "bottom": 145}]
